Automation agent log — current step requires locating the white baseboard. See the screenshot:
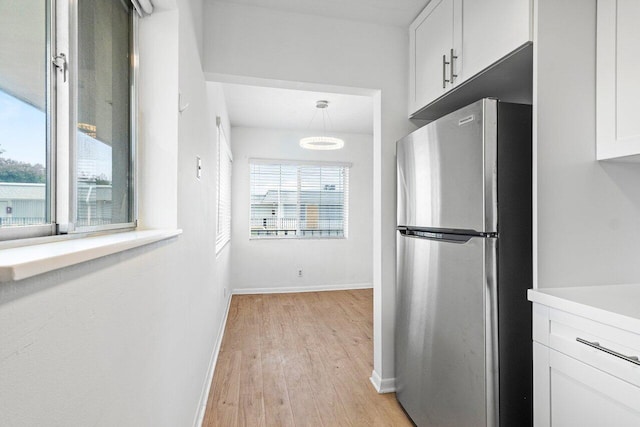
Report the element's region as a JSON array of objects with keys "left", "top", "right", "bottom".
[
  {"left": 370, "top": 369, "right": 396, "bottom": 394},
  {"left": 193, "top": 293, "right": 233, "bottom": 427},
  {"left": 232, "top": 282, "right": 373, "bottom": 295}
]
